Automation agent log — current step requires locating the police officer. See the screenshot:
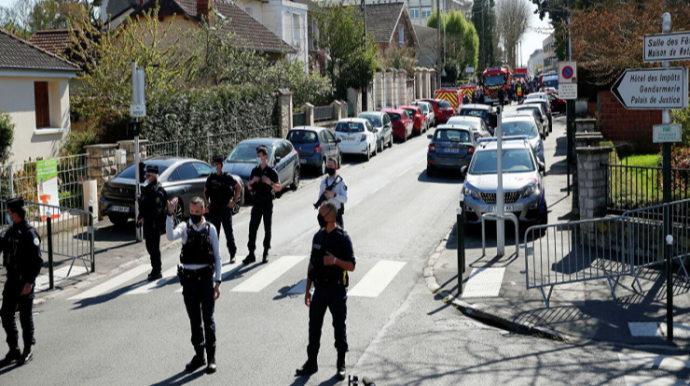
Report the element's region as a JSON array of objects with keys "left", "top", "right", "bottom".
[
  {"left": 243, "top": 145, "right": 281, "bottom": 265},
  {"left": 0, "top": 198, "right": 43, "bottom": 367},
  {"left": 295, "top": 202, "right": 355, "bottom": 381},
  {"left": 316, "top": 158, "right": 347, "bottom": 228},
  {"left": 205, "top": 155, "right": 242, "bottom": 264},
  {"left": 137, "top": 165, "right": 166, "bottom": 281},
  {"left": 166, "top": 196, "right": 222, "bottom": 374}
]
